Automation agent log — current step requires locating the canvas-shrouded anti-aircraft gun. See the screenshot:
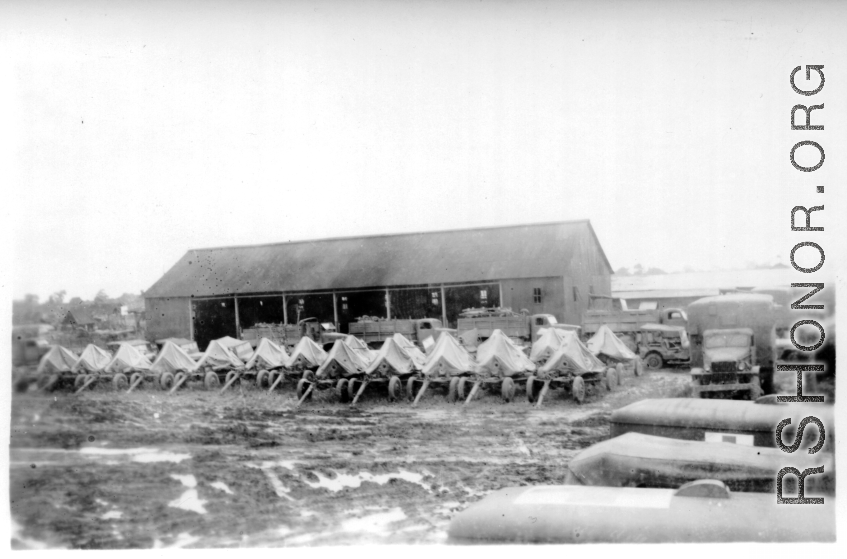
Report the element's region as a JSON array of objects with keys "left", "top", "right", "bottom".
[
  {"left": 458, "top": 329, "right": 537, "bottom": 405},
  {"left": 102, "top": 343, "right": 153, "bottom": 391},
  {"left": 71, "top": 344, "right": 114, "bottom": 392},
  {"left": 297, "top": 336, "right": 374, "bottom": 405},
  {"left": 406, "top": 331, "right": 476, "bottom": 406},
  {"left": 246, "top": 337, "right": 290, "bottom": 392},
  {"left": 351, "top": 333, "right": 427, "bottom": 404},
  {"left": 139, "top": 340, "right": 201, "bottom": 391},
  {"left": 187, "top": 338, "right": 247, "bottom": 392},
  {"left": 585, "top": 324, "right": 644, "bottom": 385},
  {"left": 34, "top": 345, "right": 80, "bottom": 392},
  {"left": 527, "top": 330, "right": 613, "bottom": 405}
]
